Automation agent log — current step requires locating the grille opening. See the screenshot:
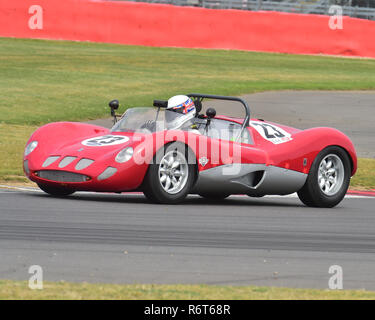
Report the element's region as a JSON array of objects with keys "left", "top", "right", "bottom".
[{"left": 36, "top": 170, "right": 90, "bottom": 183}]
